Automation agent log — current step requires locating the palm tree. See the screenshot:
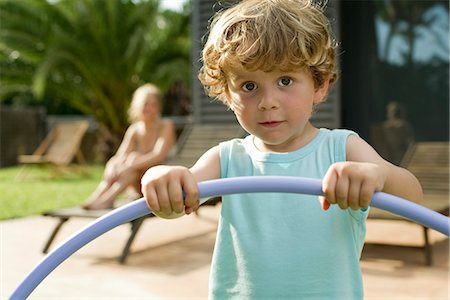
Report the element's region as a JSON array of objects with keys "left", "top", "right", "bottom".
[{"left": 0, "top": 0, "right": 191, "bottom": 140}]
